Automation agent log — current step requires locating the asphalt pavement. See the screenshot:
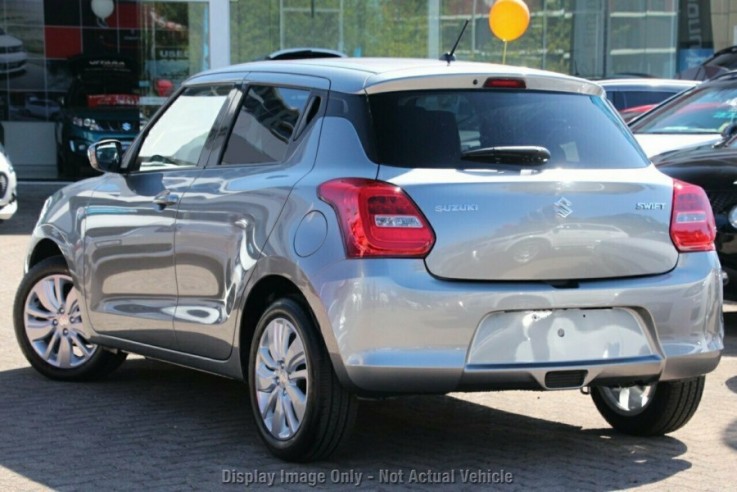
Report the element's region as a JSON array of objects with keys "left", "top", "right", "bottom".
[{"left": 0, "top": 182, "right": 735, "bottom": 491}]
